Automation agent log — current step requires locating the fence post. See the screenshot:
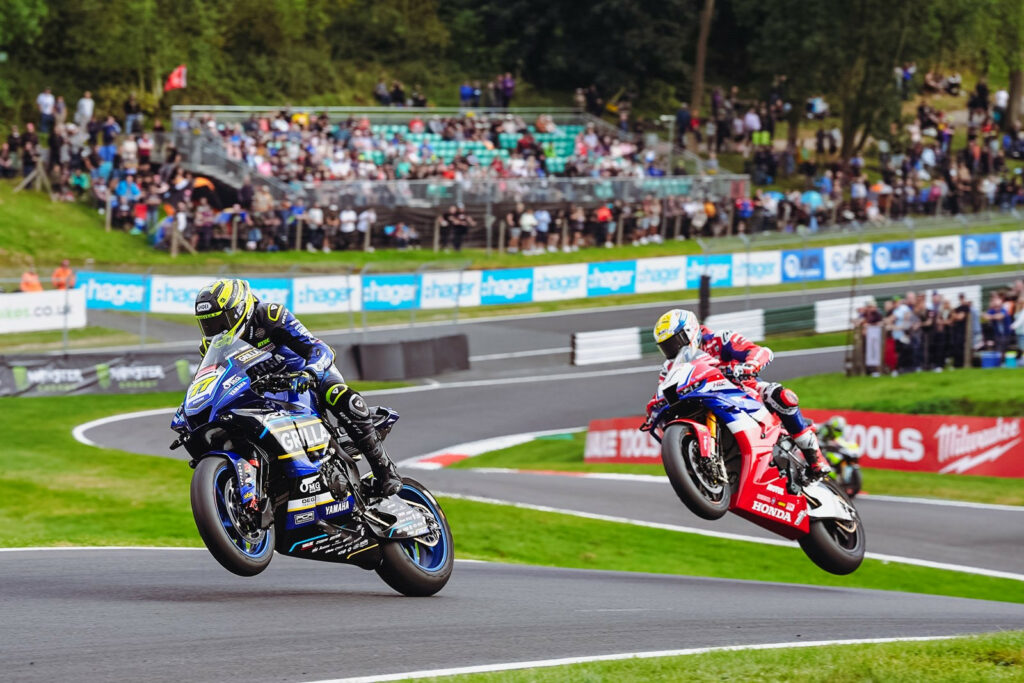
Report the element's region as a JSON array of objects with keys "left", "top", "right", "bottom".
[
  {"left": 615, "top": 215, "right": 624, "bottom": 247},
  {"left": 433, "top": 217, "right": 441, "bottom": 253},
  {"left": 105, "top": 191, "right": 112, "bottom": 232},
  {"left": 140, "top": 268, "right": 153, "bottom": 348},
  {"left": 964, "top": 309, "right": 974, "bottom": 368},
  {"left": 498, "top": 218, "right": 506, "bottom": 254},
  {"left": 230, "top": 214, "right": 239, "bottom": 253},
  {"left": 363, "top": 222, "right": 372, "bottom": 252},
  {"left": 294, "top": 218, "right": 304, "bottom": 251},
  {"left": 560, "top": 216, "right": 569, "bottom": 252},
  {"left": 61, "top": 284, "right": 70, "bottom": 354},
  {"left": 484, "top": 183, "right": 494, "bottom": 255}
]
